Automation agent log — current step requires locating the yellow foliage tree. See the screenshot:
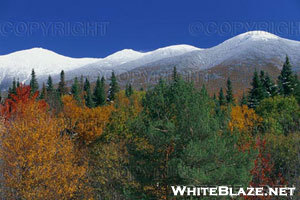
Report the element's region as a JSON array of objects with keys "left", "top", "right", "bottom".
[
  {"left": 103, "top": 91, "right": 143, "bottom": 141},
  {"left": 228, "top": 105, "right": 262, "bottom": 149},
  {"left": 60, "top": 95, "right": 114, "bottom": 145},
  {"left": 0, "top": 86, "right": 91, "bottom": 199}
]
